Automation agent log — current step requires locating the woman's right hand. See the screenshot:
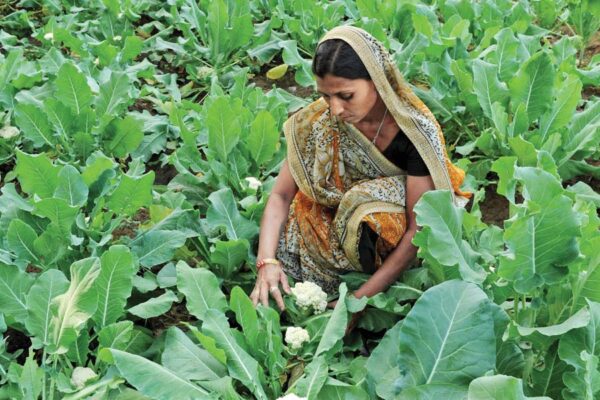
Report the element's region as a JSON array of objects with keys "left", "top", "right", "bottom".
[{"left": 250, "top": 263, "right": 291, "bottom": 311}]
